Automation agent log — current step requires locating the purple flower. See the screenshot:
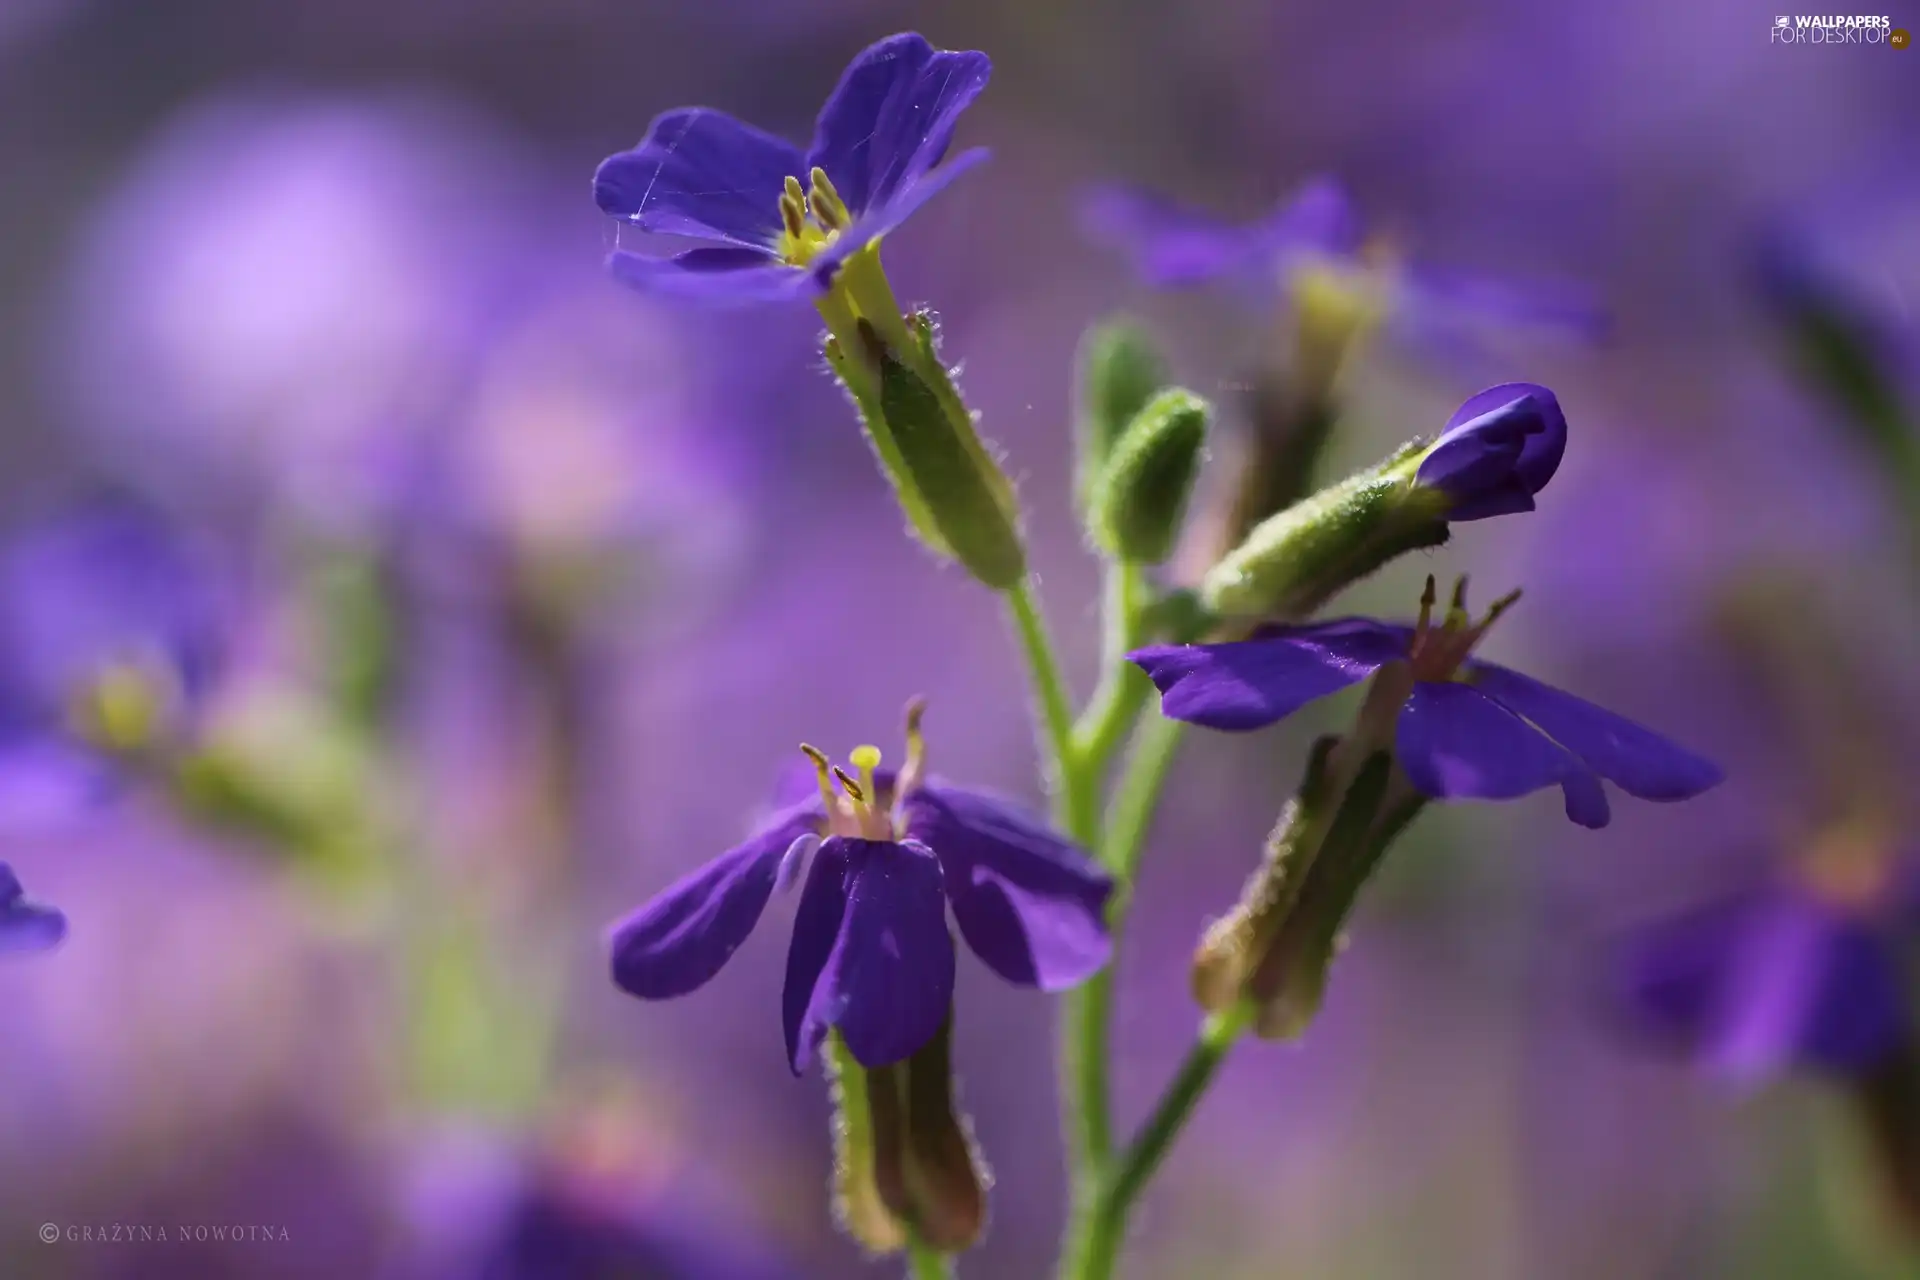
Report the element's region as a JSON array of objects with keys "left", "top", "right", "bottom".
[
  {"left": 0, "top": 501, "right": 227, "bottom": 821},
  {"left": 1414, "top": 382, "right": 1569, "bottom": 520},
  {"left": 1130, "top": 578, "right": 1721, "bottom": 830},
  {"left": 0, "top": 862, "right": 65, "bottom": 953},
  {"left": 594, "top": 33, "right": 991, "bottom": 305},
  {"left": 608, "top": 709, "right": 1112, "bottom": 1072},
  {"left": 396, "top": 1124, "right": 803, "bottom": 1280},
  {"left": 1608, "top": 851, "right": 1920, "bottom": 1083},
  {"left": 55, "top": 92, "right": 543, "bottom": 533},
  {"left": 1082, "top": 177, "right": 1605, "bottom": 348}
]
